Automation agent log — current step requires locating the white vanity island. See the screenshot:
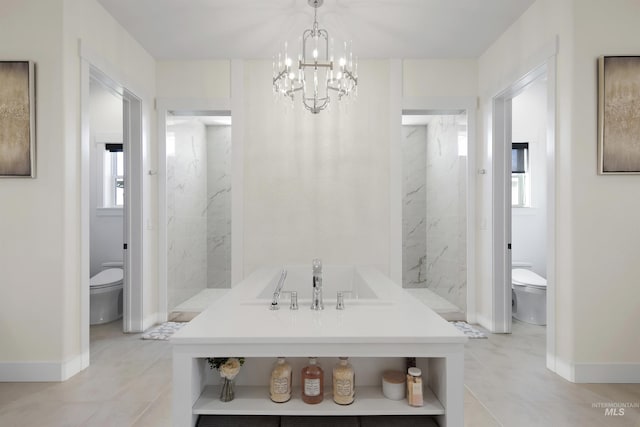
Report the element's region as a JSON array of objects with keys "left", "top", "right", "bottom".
[{"left": 171, "top": 266, "right": 467, "bottom": 427}]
